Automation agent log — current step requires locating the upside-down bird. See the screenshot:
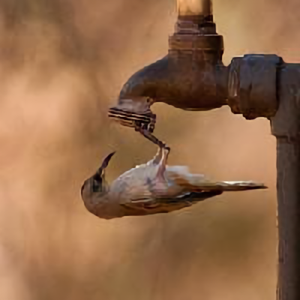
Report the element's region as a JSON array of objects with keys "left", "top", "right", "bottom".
[{"left": 81, "top": 148, "right": 266, "bottom": 219}]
